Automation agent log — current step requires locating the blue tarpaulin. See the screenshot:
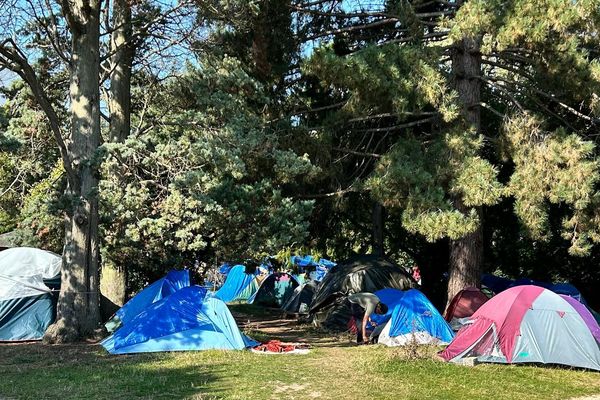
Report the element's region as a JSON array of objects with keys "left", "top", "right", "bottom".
[
  {"left": 291, "top": 255, "right": 336, "bottom": 281},
  {"left": 219, "top": 263, "right": 233, "bottom": 275},
  {"left": 102, "top": 286, "right": 257, "bottom": 354},
  {"left": 112, "top": 270, "right": 190, "bottom": 329},
  {"left": 370, "top": 288, "right": 405, "bottom": 326},
  {"left": 214, "top": 265, "right": 257, "bottom": 303},
  {"left": 387, "top": 289, "right": 454, "bottom": 343}
]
